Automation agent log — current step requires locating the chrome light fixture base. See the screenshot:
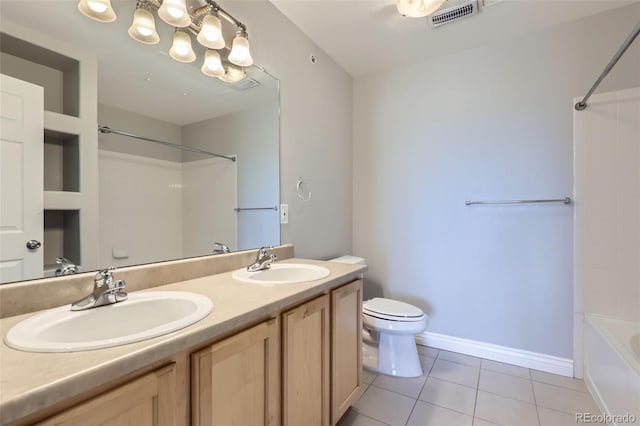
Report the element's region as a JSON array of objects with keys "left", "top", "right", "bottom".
[{"left": 77, "top": 0, "right": 253, "bottom": 82}]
